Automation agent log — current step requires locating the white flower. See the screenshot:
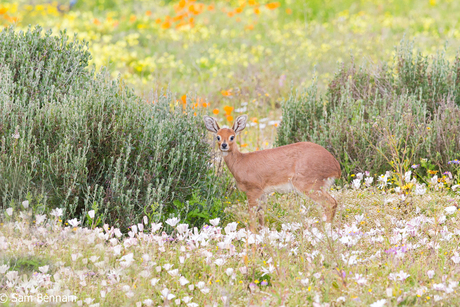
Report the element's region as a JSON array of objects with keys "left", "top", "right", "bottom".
[
  {"left": 176, "top": 224, "right": 189, "bottom": 234},
  {"left": 260, "top": 264, "right": 275, "bottom": 276},
  {"left": 168, "top": 269, "right": 179, "bottom": 277},
  {"left": 38, "top": 265, "right": 49, "bottom": 274},
  {"left": 143, "top": 299, "right": 153, "bottom": 306},
  {"left": 0, "top": 265, "right": 9, "bottom": 274},
  {"left": 365, "top": 176, "right": 374, "bottom": 187},
  {"left": 224, "top": 222, "right": 238, "bottom": 233},
  {"left": 301, "top": 278, "right": 309, "bottom": 286},
  {"left": 35, "top": 214, "right": 46, "bottom": 225},
  {"left": 352, "top": 179, "right": 361, "bottom": 190},
  {"left": 163, "top": 263, "right": 173, "bottom": 270},
  {"left": 356, "top": 172, "right": 364, "bottom": 180},
  {"left": 427, "top": 270, "right": 435, "bottom": 279},
  {"left": 397, "top": 271, "right": 410, "bottom": 281},
  {"left": 404, "top": 171, "right": 412, "bottom": 182},
  {"left": 166, "top": 217, "right": 180, "bottom": 227},
  {"left": 214, "top": 259, "right": 225, "bottom": 266},
  {"left": 386, "top": 288, "right": 393, "bottom": 297},
  {"left": 143, "top": 216, "right": 149, "bottom": 225},
  {"left": 370, "top": 299, "right": 386, "bottom": 307},
  {"left": 430, "top": 175, "right": 438, "bottom": 185},
  {"left": 182, "top": 296, "right": 192, "bottom": 303},
  {"left": 445, "top": 206, "right": 457, "bottom": 215},
  {"left": 353, "top": 273, "right": 367, "bottom": 285},
  {"left": 22, "top": 201, "right": 29, "bottom": 209},
  {"left": 209, "top": 218, "right": 220, "bottom": 226},
  {"left": 179, "top": 276, "right": 189, "bottom": 285},
  {"left": 313, "top": 272, "right": 321, "bottom": 279},
  {"left": 196, "top": 281, "right": 205, "bottom": 289},
  {"left": 378, "top": 173, "right": 390, "bottom": 188},
  {"left": 6, "top": 208, "right": 13, "bottom": 216},
  {"left": 119, "top": 253, "right": 134, "bottom": 267},
  {"left": 150, "top": 278, "right": 159, "bottom": 286},
  {"left": 88, "top": 210, "right": 95, "bottom": 219},
  {"left": 225, "top": 268, "right": 234, "bottom": 276},
  {"left": 414, "top": 184, "right": 427, "bottom": 195},
  {"left": 451, "top": 252, "right": 460, "bottom": 264},
  {"left": 354, "top": 214, "right": 365, "bottom": 223},
  {"left": 151, "top": 222, "right": 162, "bottom": 233},
  {"left": 50, "top": 208, "right": 63, "bottom": 217},
  {"left": 68, "top": 218, "right": 80, "bottom": 227},
  {"left": 160, "top": 288, "right": 175, "bottom": 301}
]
